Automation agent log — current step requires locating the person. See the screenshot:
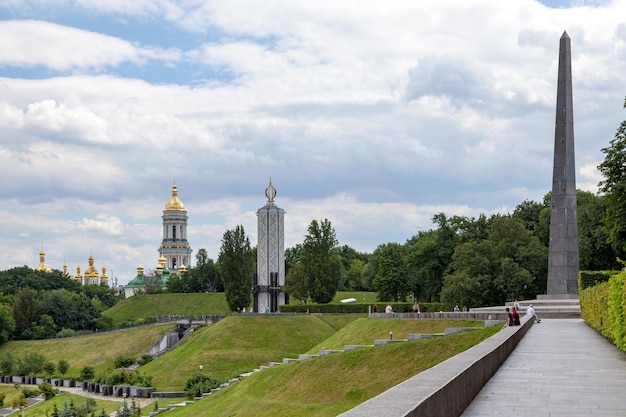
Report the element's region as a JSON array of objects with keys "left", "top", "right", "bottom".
[
  {"left": 462, "top": 305, "right": 468, "bottom": 312},
  {"left": 526, "top": 304, "right": 541, "bottom": 323},
  {"left": 372, "top": 304, "right": 378, "bottom": 313},
  {"left": 505, "top": 307, "right": 513, "bottom": 327},
  {"left": 454, "top": 305, "right": 460, "bottom": 312},
  {"left": 511, "top": 306, "right": 520, "bottom": 326},
  {"left": 514, "top": 299, "right": 521, "bottom": 312},
  {"left": 412, "top": 302, "right": 420, "bottom": 314},
  {"left": 385, "top": 304, "right": 393, "bottom": 314}
]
